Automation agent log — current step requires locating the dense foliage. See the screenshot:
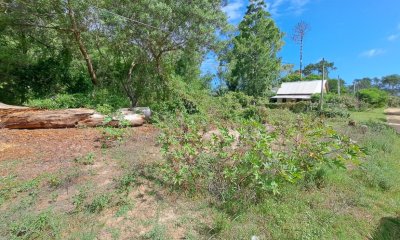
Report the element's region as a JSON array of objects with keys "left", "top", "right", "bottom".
[
  {"left": 357, "top": 88, "right": 389, "bottom": 107},
  {"left": 156, "top": 94, "right": 363, "bottom": 209},
  {"left": 219, "top": 0, "right": 283, "bottom": 96},
  {"left": 0, "top": 0, "right": 227, "bottom": 106}
]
